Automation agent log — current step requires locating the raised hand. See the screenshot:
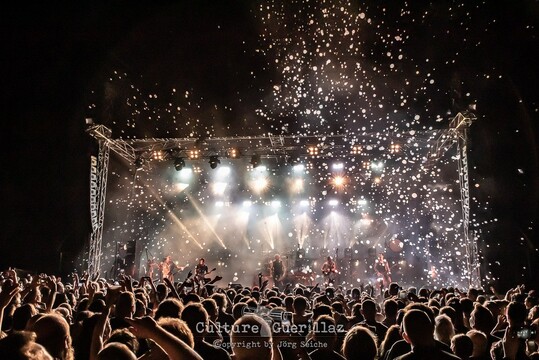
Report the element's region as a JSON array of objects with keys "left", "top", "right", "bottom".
[
  {"left": 0, "top": 281, "right": 20, "bottom": 309},
  {"left": 125, "top": 316, "right": 159, "bottom": 339}
]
